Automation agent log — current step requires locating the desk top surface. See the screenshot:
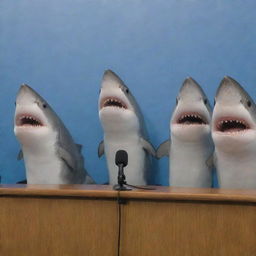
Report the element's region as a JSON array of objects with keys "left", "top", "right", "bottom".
[{"left": 1, "top": 184, "right": 256, "bottom": 203}]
